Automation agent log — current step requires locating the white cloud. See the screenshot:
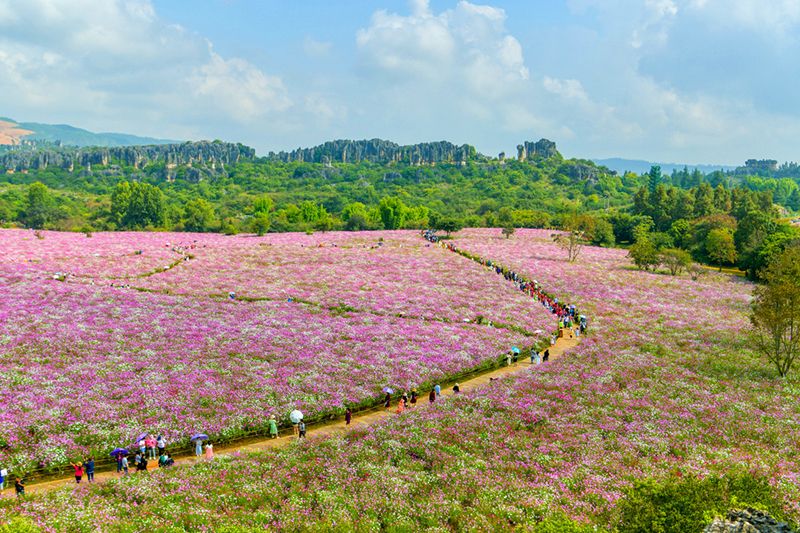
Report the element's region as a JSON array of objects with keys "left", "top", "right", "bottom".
[
  {"left": 356, "top": 1, "right": 528, "bottom": 92},
  {"left": 303, "top": 37, "right": 333, "bottom": 58},
  {"left": 0, "top": 0, "right": 290, "bottom": 135}
]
